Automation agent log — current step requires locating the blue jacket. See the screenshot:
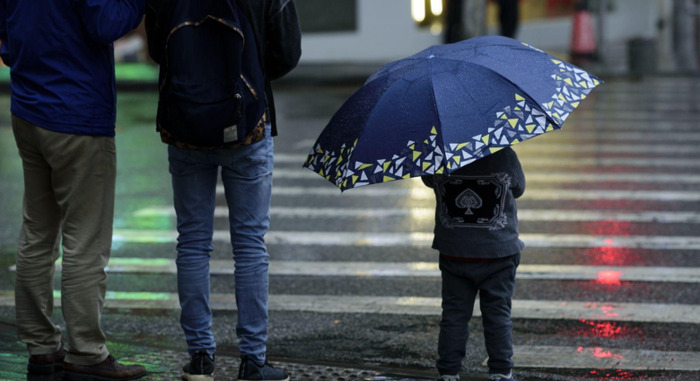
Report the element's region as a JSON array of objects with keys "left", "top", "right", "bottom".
[{"left": 0, "top": 0, "right": 145, "bottom": 136}]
